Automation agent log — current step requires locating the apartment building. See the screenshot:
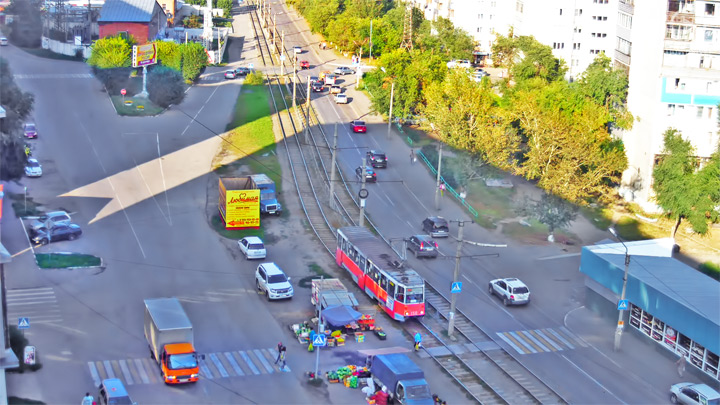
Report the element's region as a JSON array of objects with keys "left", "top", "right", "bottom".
[{"left": 618, "top": 0, "right": 720, "bottom": 211}]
